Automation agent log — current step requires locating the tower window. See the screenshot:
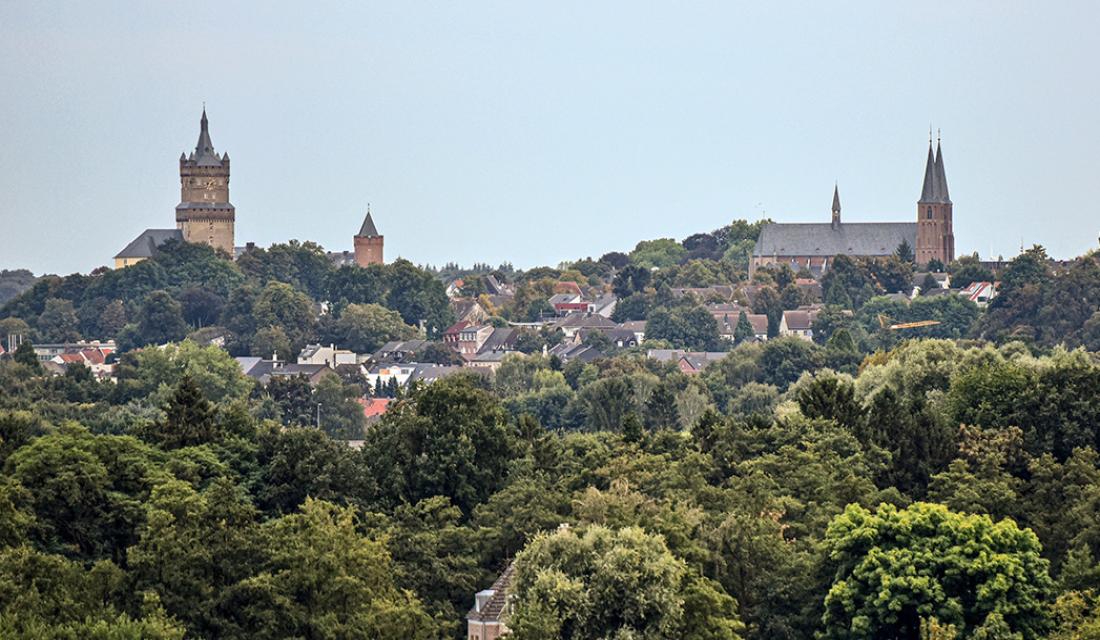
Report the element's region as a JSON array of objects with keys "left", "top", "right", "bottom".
[{"left": 926, "top": 208, "right": 933, "bottom": 219}]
